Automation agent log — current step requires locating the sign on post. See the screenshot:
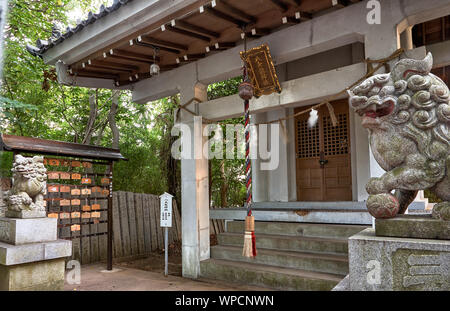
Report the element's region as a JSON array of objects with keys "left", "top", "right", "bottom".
[
  {"left": 159, "top": 192, "right": 174, "bottom": 277},
  {"left": 160, "top": 192, "right": 173, "bottom": 227}
]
